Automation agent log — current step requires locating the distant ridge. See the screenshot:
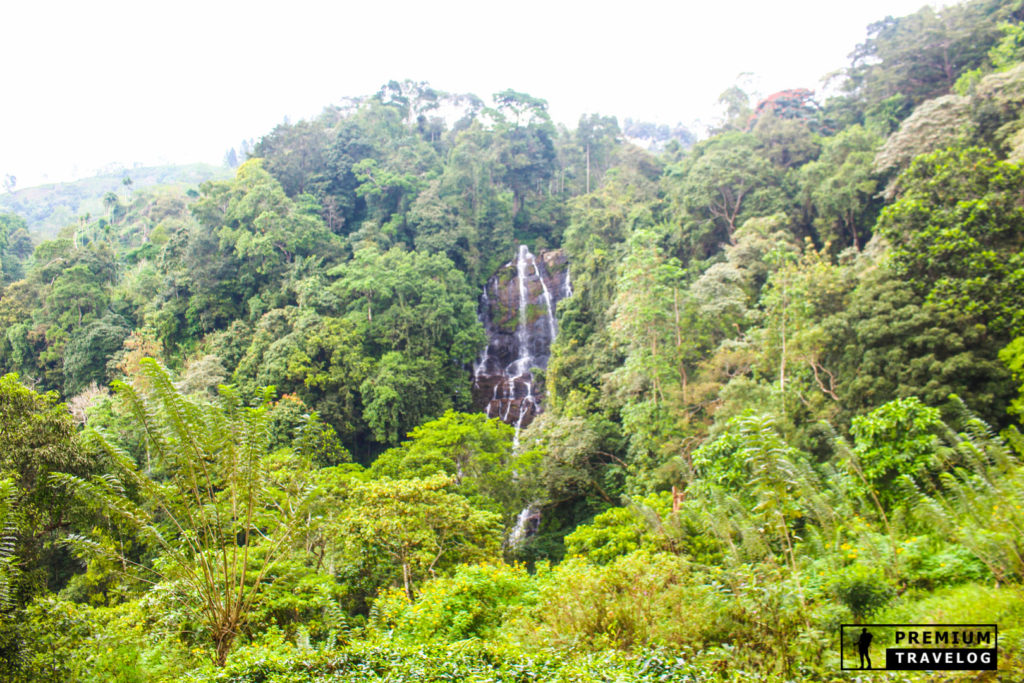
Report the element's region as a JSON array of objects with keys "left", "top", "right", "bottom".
[{"left": 0, "top": 163, "right": 232, "bottom": 238}]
